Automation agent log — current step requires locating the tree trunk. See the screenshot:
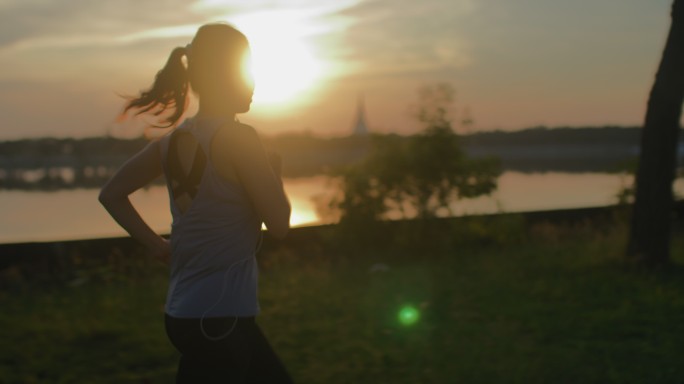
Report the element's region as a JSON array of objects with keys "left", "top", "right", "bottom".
[{"left": 628, "top": 0, "right": 684, "bottom": 264}]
